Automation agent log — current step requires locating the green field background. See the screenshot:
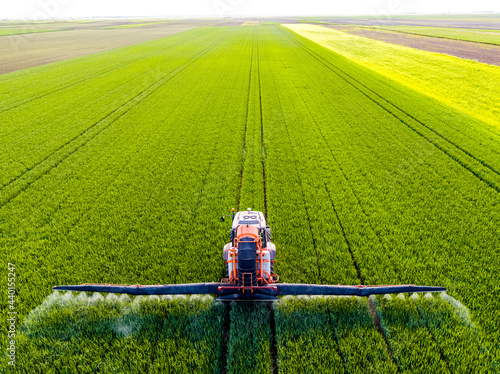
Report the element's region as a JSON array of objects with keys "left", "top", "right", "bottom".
[{"left": 1, "top": 24, "right": 499, "bottom": 372}]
